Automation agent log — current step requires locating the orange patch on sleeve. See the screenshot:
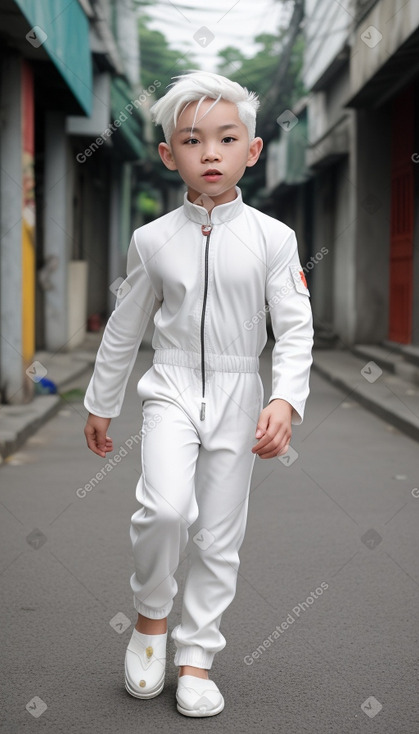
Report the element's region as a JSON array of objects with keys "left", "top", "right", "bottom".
[{"left": 299, "top": 270, "right": 308, "bottom": 289}]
